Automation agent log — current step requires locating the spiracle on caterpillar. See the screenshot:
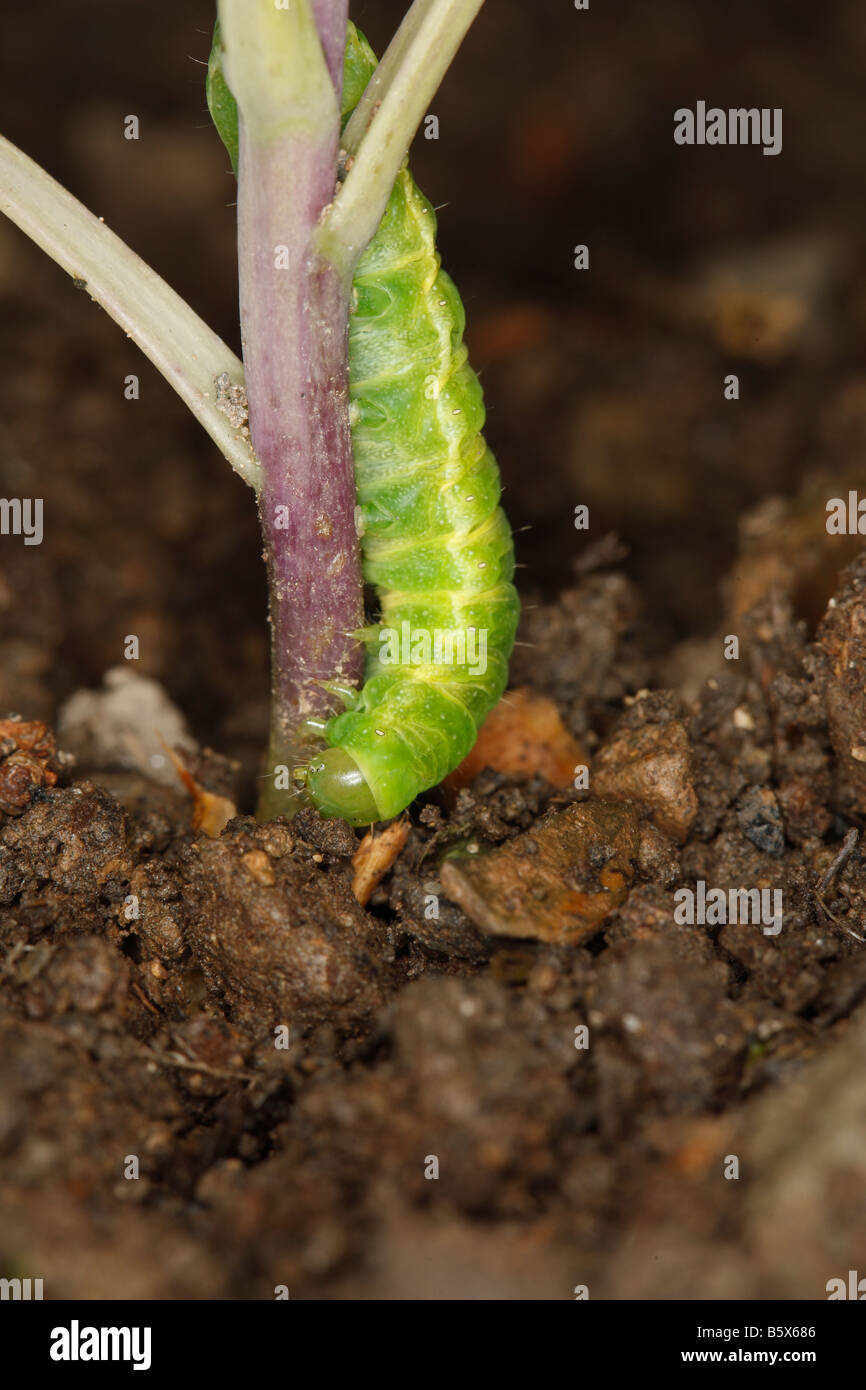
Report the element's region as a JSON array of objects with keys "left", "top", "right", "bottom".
[{"left": 210, "top": 21, "right": 520, "bottom": 826}]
